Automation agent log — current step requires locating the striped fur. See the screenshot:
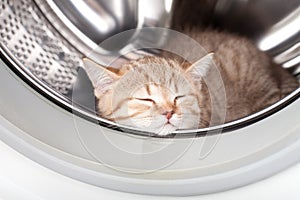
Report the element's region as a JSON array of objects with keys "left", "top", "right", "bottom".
[{"left": 84, "top": 30, "right": 299, "bottom": 135}]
